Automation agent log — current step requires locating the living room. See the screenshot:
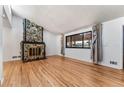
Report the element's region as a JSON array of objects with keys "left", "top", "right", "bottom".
[{"left": 0, "top": 1, "right": 124, "bottom": 92}]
